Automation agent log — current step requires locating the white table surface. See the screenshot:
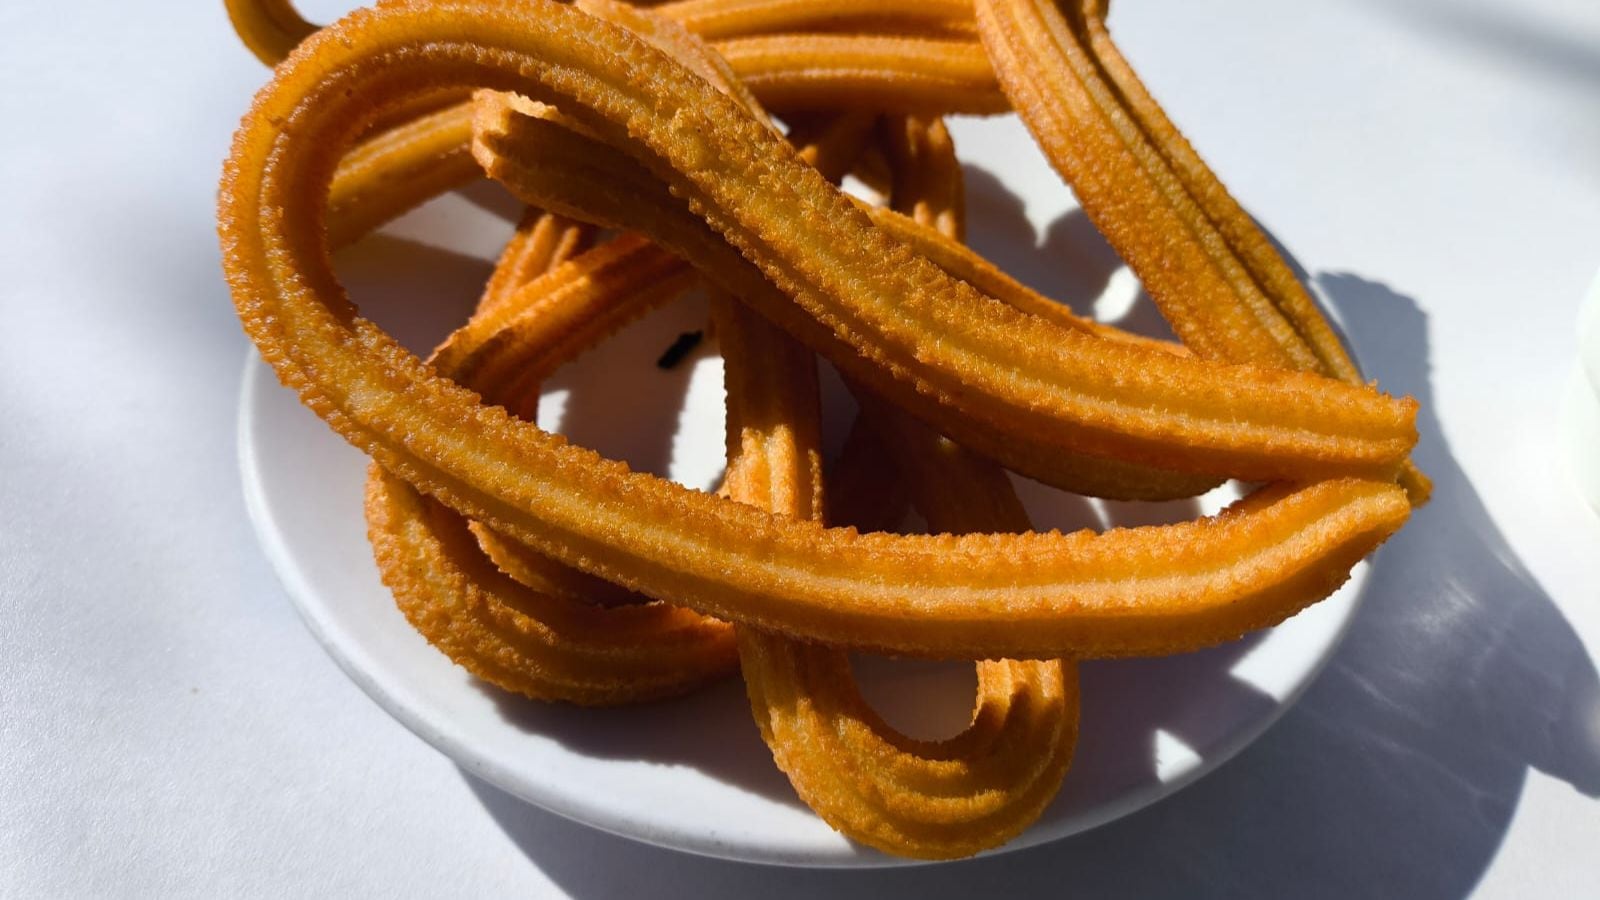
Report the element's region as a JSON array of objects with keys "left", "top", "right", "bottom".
[{"left": 4, "top": 0, "right": 1599, "bottom": 896}]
